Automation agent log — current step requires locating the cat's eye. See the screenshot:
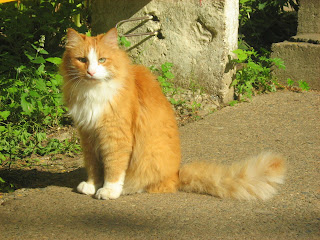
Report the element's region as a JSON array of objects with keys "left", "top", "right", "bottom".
[
  {"left": 77, "top": 57, "right": 87, "bottom": 63},
  {"left": 98, "top": 58, "right": 106, "bottom": 63}
]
